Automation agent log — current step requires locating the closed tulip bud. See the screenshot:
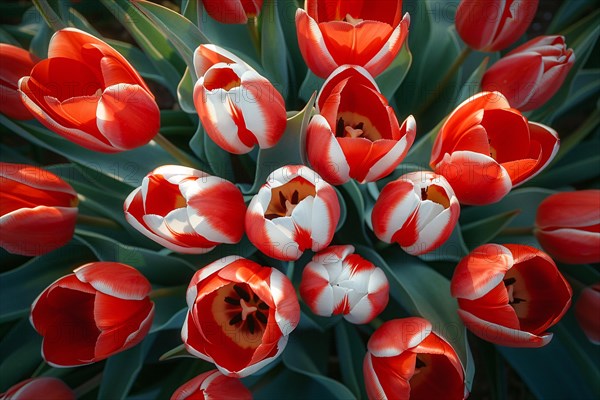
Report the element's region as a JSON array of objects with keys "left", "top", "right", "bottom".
[
  {"left": 18, "top": 28, "right": 160, "bottom": 152},
  {"left": 183, "top": 256, "right": 300, "bottom": 377},
  {"left": 307, "top": 66, "right": 416, "bottom": 185},
  {"left": 482, "top": 35, "right": 575, "bottom": 111},
  {"left": 201, "top": 0, "right": 263, "bottom": 24},
  {"left": 371, "top": 171, "right": 460, "bottom": 255},
  {"left": 0, "top": 163, "right": 78, "bottom": 256},
  {"left": 534, "top": 190, "right": 600, "bottom": 264},
  {"left": 171, "top": 369, "right": 252, "bottom": 400},
  {"left": 30, "top": 262, "right": 155, "bottom": 367},
  {"left": 0, "top": 378, "right": 74, "bottom": 400},
  {"left": 0, "top": 44, "right": 39, "bottom": 120},
  {"left": 124, "top": 165, "right": 246, "bottom": 254},
  {"left": 300, "top": 245, "right": 389, "bottom": 324},
  {"left": 575, "top": 284, "right": 600, "bottom": 345},
  {"left": 430, "top": 92, "right": 559, "bottom": 205},
  {"left": 296, "top": 0, "right": 410, "bottom": 78},
  {"left": 193, "top": 44, "right": 286, "bottom": 154},
  {"left": 456, "top": 0, "right": 539, "bottom": 52},
  {"left": 245, "top": 165, "right": 340, "bottom": 261},
  {"left": 364, "top": 318, "right": 467, "bottom": 400},
  {"left": 451, "top": 244, "right": 572, "bottom": 348}
]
